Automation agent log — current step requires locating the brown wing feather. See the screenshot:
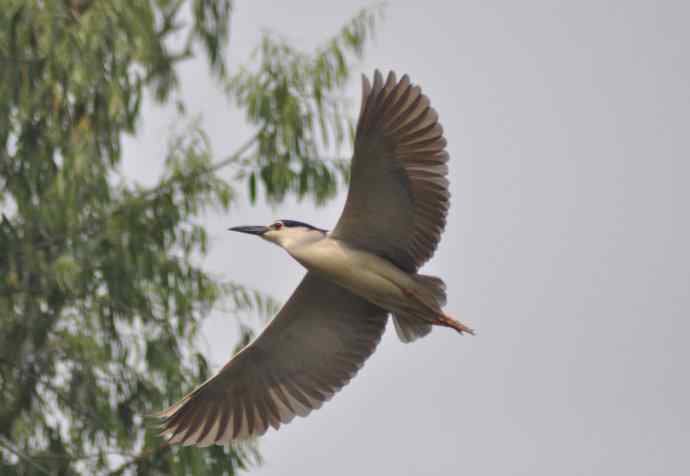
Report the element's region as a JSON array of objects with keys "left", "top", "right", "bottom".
[
  {"left": 157, "top": 273, "right": 388, "bottom": 446},
  {"left": 333, "top": 70, "right": 450, "bottom": 272}
]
